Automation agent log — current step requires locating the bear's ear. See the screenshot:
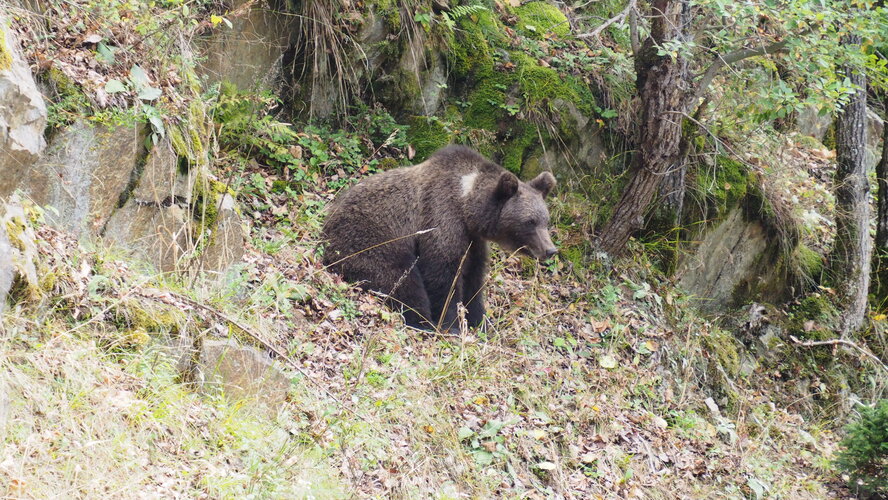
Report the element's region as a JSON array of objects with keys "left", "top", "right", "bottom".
[
  {"left": 528, "top": 171, "right": 556, "bottom": 198},
  {"left": 495, "top": 172, "right": 519, "bottom": 200}
]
